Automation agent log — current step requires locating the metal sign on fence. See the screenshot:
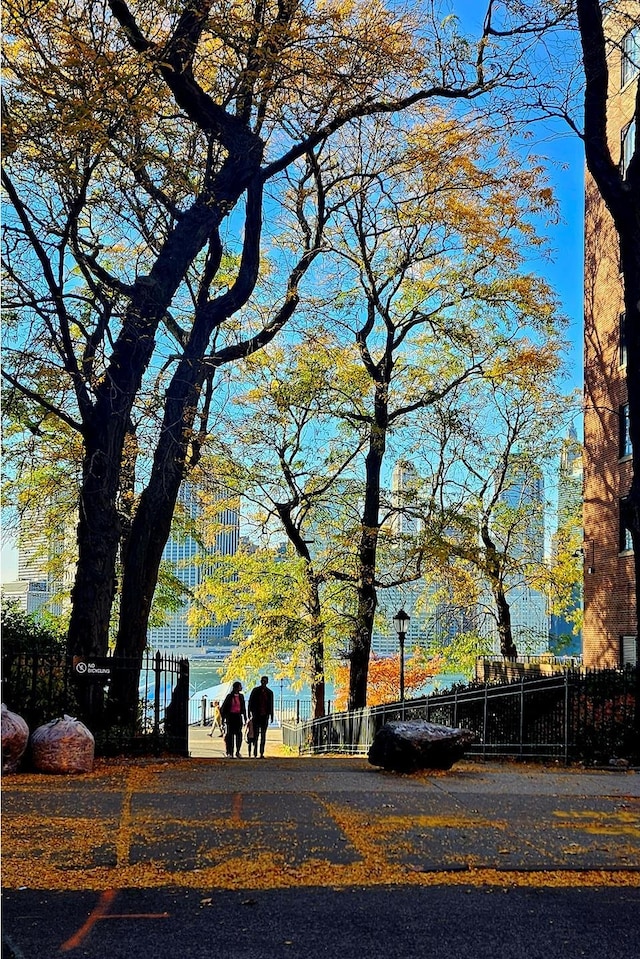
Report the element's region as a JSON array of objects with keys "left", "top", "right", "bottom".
[{"left": 71, "top": 657, "right": 114, "bottom": 682}]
